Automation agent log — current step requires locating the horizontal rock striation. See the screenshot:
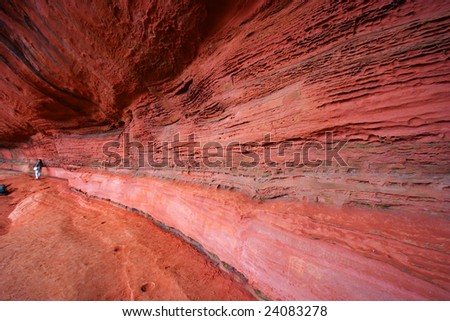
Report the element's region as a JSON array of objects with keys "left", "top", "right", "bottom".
[
  {"left": 0, "top": 172, "right": 254, "bottom": 300},
  {"left": 1, "top": 0, "right": 450, "bottom": 299}
]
